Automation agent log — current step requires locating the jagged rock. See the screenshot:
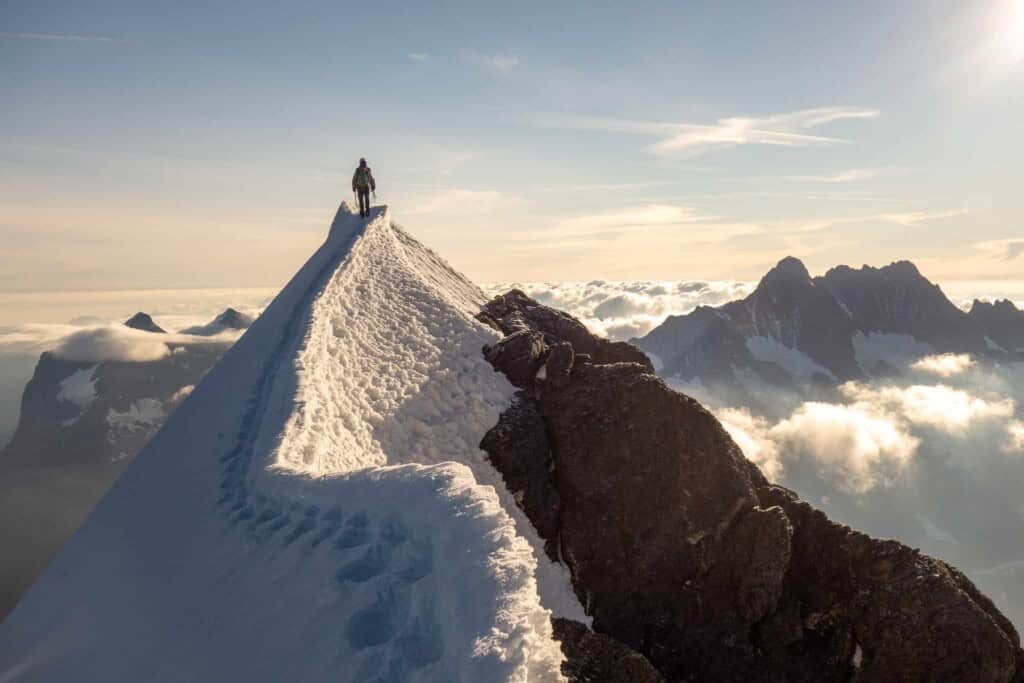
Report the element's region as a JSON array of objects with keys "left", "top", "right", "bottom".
[
  {"left": 482, "top": 329, "right": 546, "bottom": 386},
  {"left": 480, "top": 289, "right": 653, "bottom": 371},
  {"left": 759, "top": 485, "right": 1024, "bottom": 682},
  {"left": 553, "top": 617, "right": 664, "bottom": 682},
  {"left": 478, "top": 289, "right": 1024, "bottom": 682},
  {"left": 708, "top": 504, "right": 792, "bottom": 623},
  {"left": 544, "top": 341, "right": 574, "bottom": 387},
  {"left": 124, "top": 312, "right": 165, "bottom": 334}
]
